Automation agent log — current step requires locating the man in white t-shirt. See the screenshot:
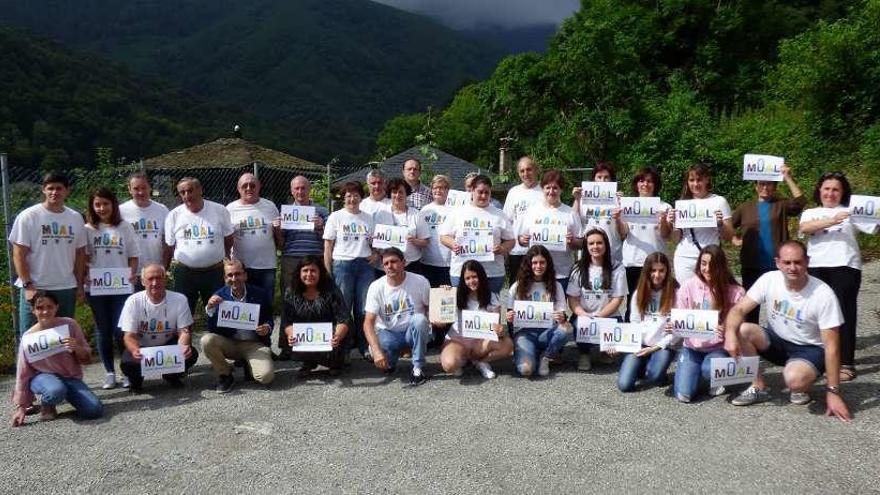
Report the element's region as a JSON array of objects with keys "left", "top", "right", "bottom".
[
  {"left": 724, "top": 241, "right": 851, "bottom": 421},
  {"left": 363, "top": 248, "right": 431, "bottom": 386},
  {"left": 119, "top": 171, "right": 169, "bottom": 290},
  {"left": 227, "top": 172, "right": 281, "bottom": 300},
  {"left": 119, "top": 264, "right": 199, "bottom": 392},
  {"left": 164, "top": 177, "right": 234, "bottom": 313},
  {"left": 10, "top": 171, "right": 87, "bottom": 334},
  {"left": 503, "top": 156, "right": 544, "bottom": 283},
  {"left": 360, "top": 169, "right": 391, "bottom": 215}
]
